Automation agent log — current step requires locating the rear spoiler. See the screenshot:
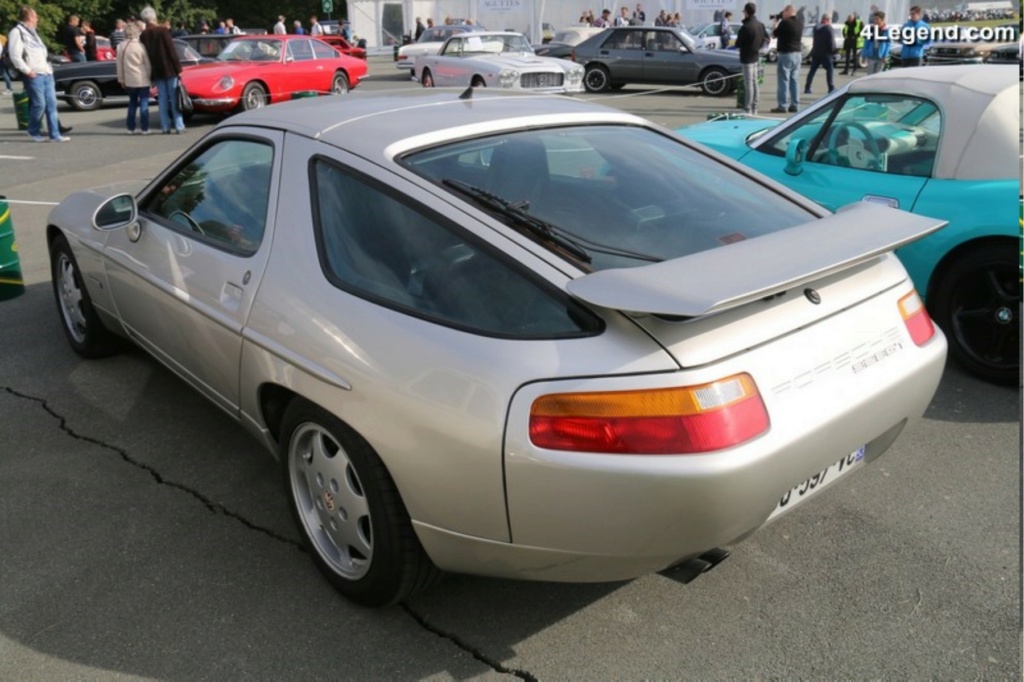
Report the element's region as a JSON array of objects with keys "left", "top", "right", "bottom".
[{"left": 567, "top": 202, "right": 946, "bottom": 317}]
